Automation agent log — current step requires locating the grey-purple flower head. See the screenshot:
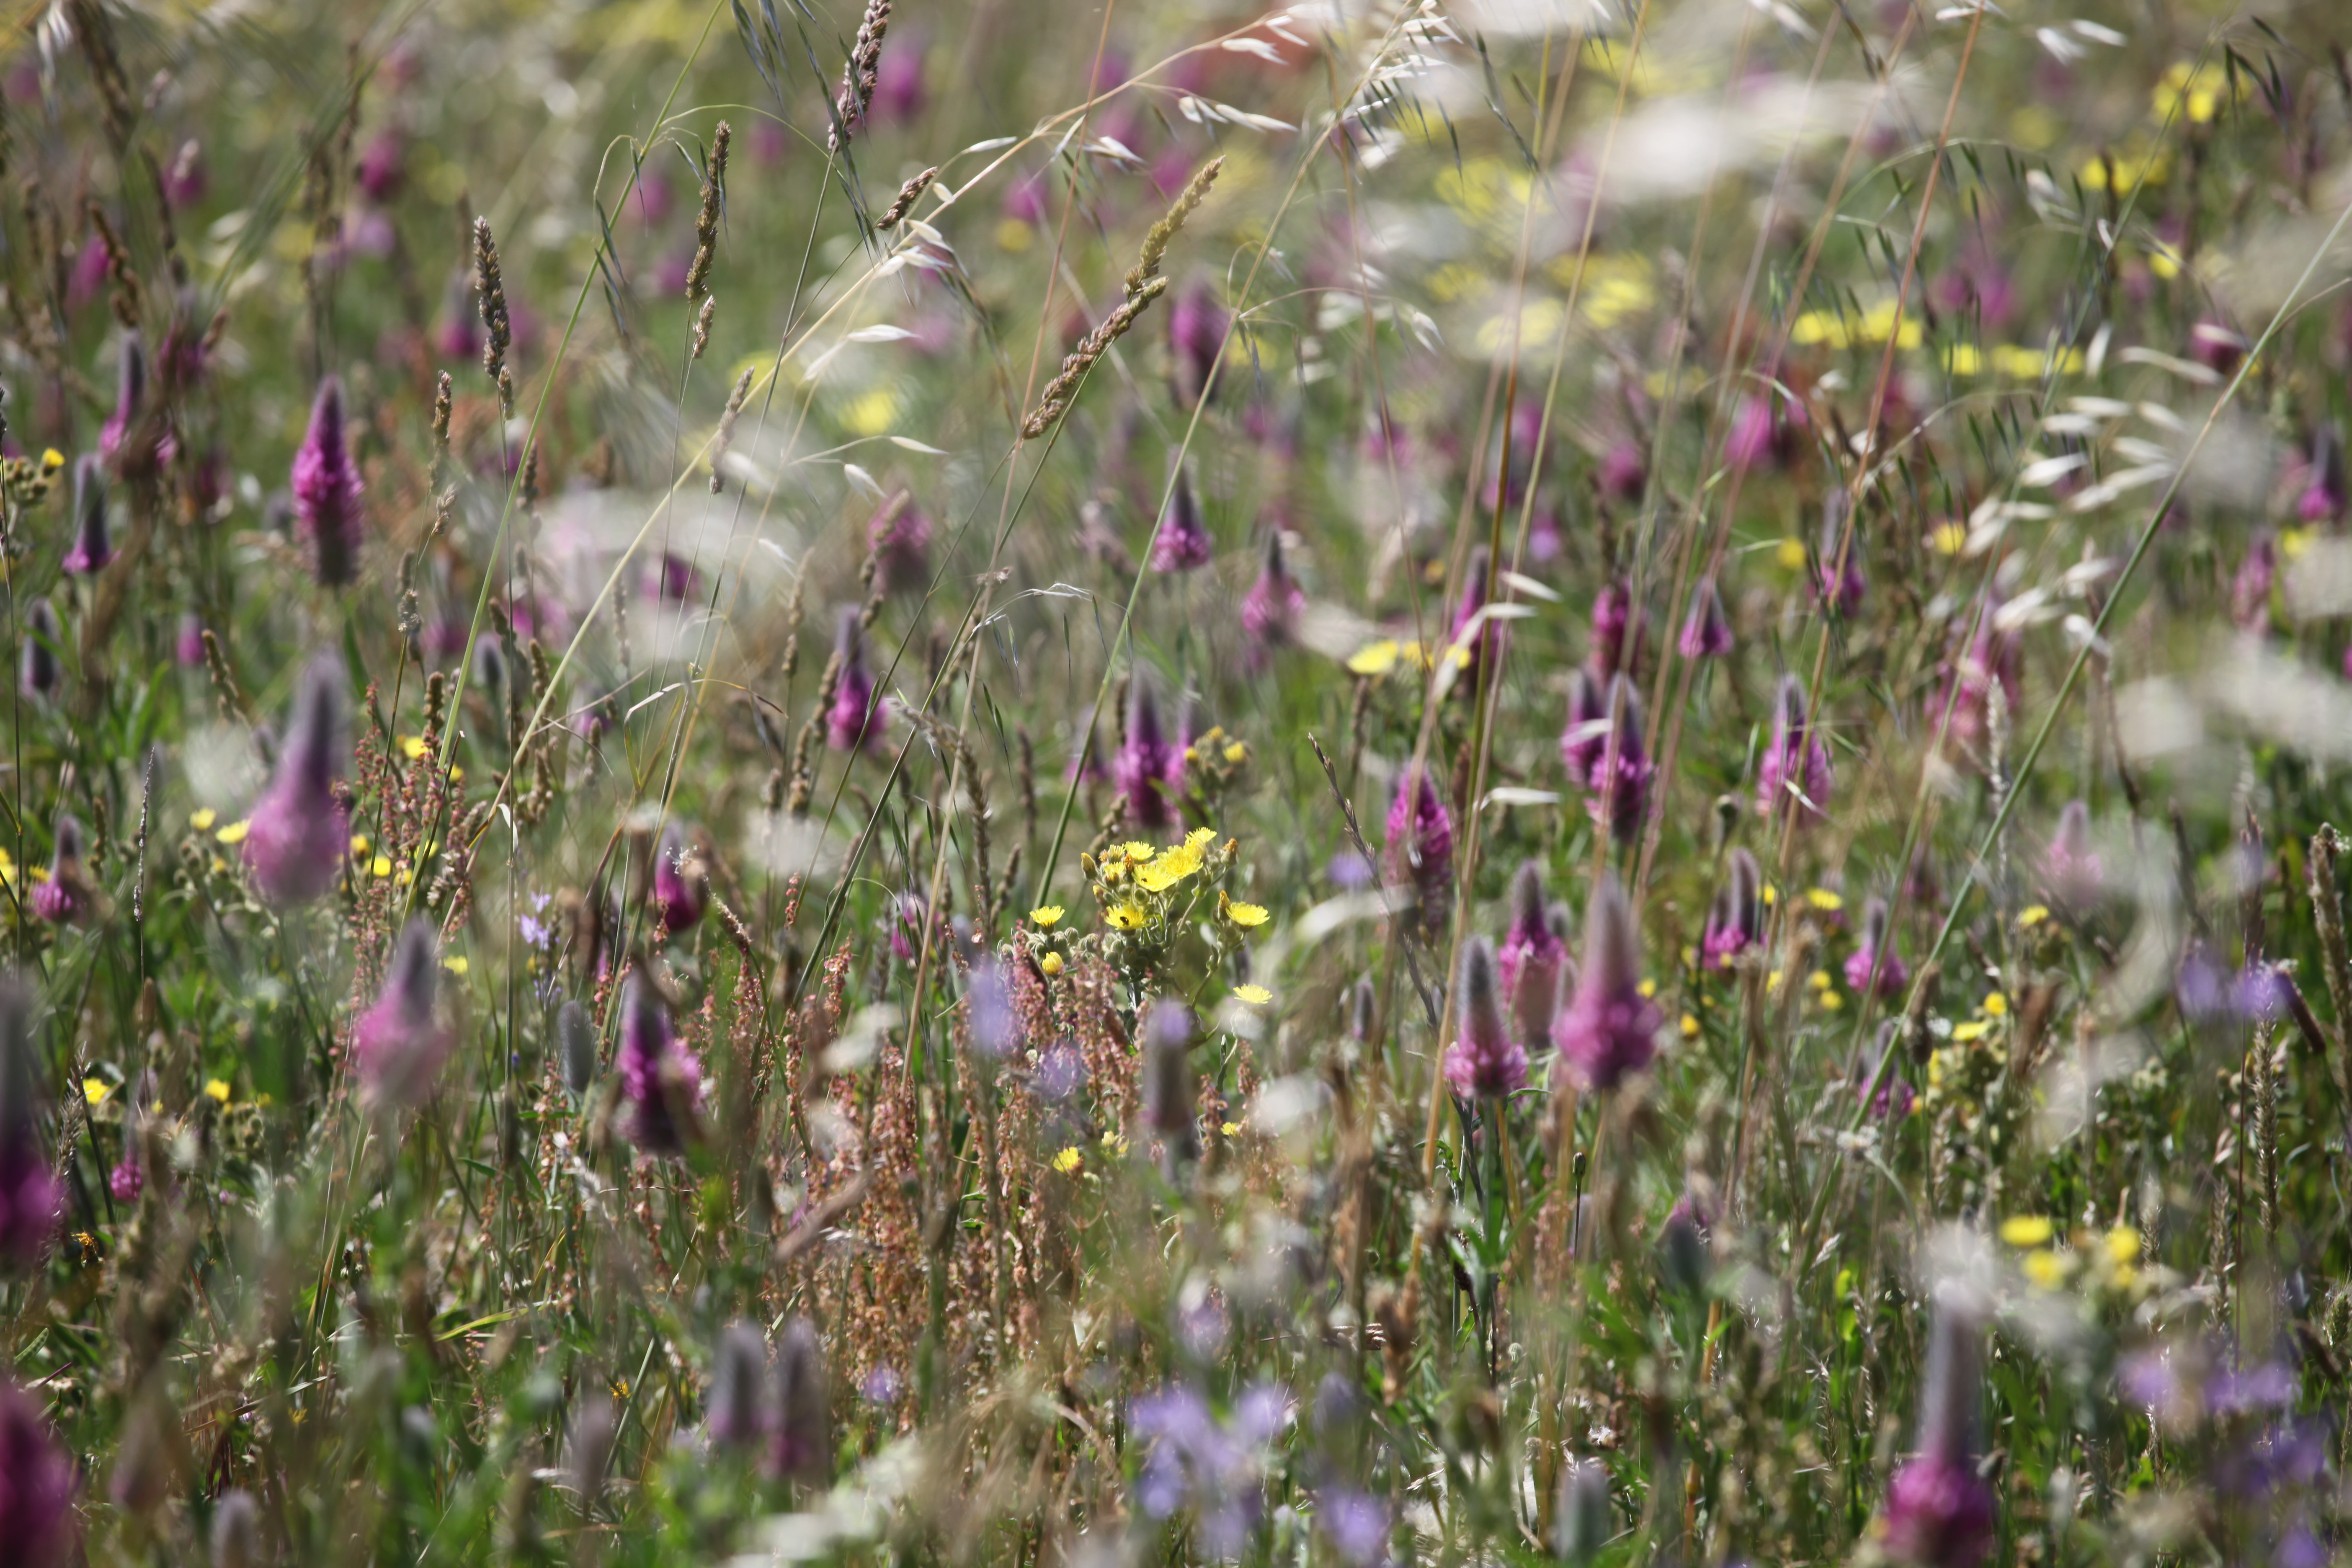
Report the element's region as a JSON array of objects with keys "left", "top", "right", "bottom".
[
  {"left": 1587, "top": 675, "right": 1653, "bottom": 845},
  {"left": 617, "top": 972, "right": 702, "bottom": 1157},
  {"left": 1844, "top": 897, "right": 1908, "bottom": 1000},
  {"left": 2300, "top": 422, "right": 2346, "bottom": 522},
  {"left": 1883, "top": 1287, "right": 1995, "bottom": 1568},
  {"left": 0, "top": 1377, "right": 75, "bottom": 1566},
  {"left": 1559, "top": 667, "right": 1609, "bottom": 785},
  {"left": 1815, "top": 490, "right": 1866, "bottom": 616},
  {"left": 966, "top": 947, "right": 1019, "bottom": 1060},
  {"left": 1702, "top": 847, "right": 1764, "bottom": 970},
  {"left": 557, "top": 999, "right": 598, "bottom": 1097},
  {"left": 1239, "top": 530, "right": 1306, "bottom": 665},
  {"left": 707, "top": 1320, "right": 769, "bottom": 1452},
  {"left": 353, "top": 919, "right": 454, "bottom": 1109},
  {"left": 1142, "top": 998, "right": 1198, "bottom": 1163},
  {"left": 30, "top": 815, "right": 88, "bottom": 927},
  {"left": 99, "top": 332, "right": 149, "bottom": 465},
  {"left": 1116, "top": 671, "right": 1184, "bottom": 830},
  {"left": 0, "top": 978, "right": 61, "bottom": 1272},
  {"left": 1151, "top": 464, "right": 1215, "bottom": 573},
  {"left": 1552, "top": 875, "right": 1661, "bottom": 1093},
  {"left": 1169, "top": 279, "right": 1227, "bottom": 409},
  {"left": 243, "top": 655, "right": 352, "bottom": 907},
  {"left": 1444, "top": 936, "right": 1527, "bottom": 1100},
  {"left": 1757, "top": 675, "right": 1832, "bottom": 827},
  {"left": 1679, "top": 576, "right": 1733, "bottom": 659},
  {"left": 652, "top": 820, "right": 707, "bottom": 936},
  {"left": 826, "top": 608, "right": 886, "bottom": 751},
  {"left": 1498, "top": 859, "right": 1569, "bottom": 1049},
  {"left": 1385, "top": 763, "right": 1453, "bottom": 923},
  {"left": 19, "top": 598, "right": 60, "bottom": 701},
  {"left": 1448, "top": 547, "right": 1496, "bottom": 685},
  {"left": 292, "top": 375, "right": 366, "bottom": 588},
  {"left": 62, "top": 455, "right": 111, "bottom": 576},
  {"left": 772, "top": 1317, "right": 830, "bottom": 1482}
]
